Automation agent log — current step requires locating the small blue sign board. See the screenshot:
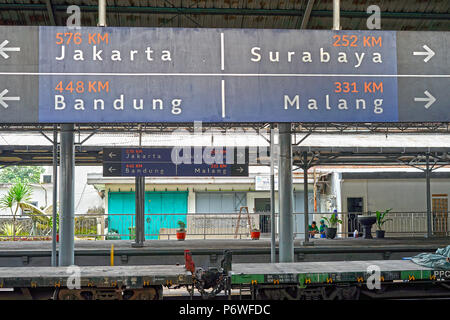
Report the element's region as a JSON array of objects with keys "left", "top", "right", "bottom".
[{"left": 102, "top": 147, "right": 248, "bottom": 177}]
